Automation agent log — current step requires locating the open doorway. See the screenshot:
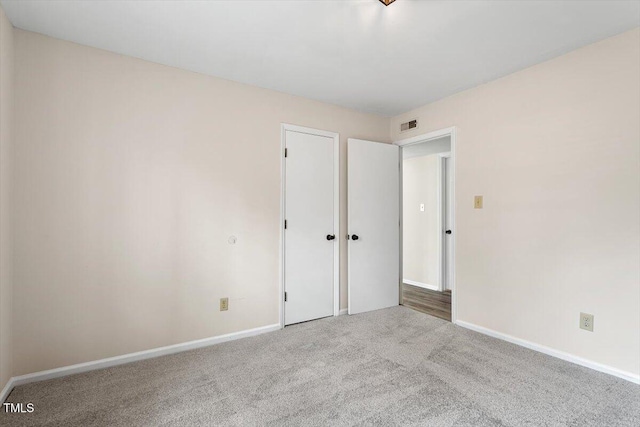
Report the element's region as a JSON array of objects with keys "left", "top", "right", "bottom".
[{"left": 397, "top": 128, "right": 456, "bottom": 322}]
